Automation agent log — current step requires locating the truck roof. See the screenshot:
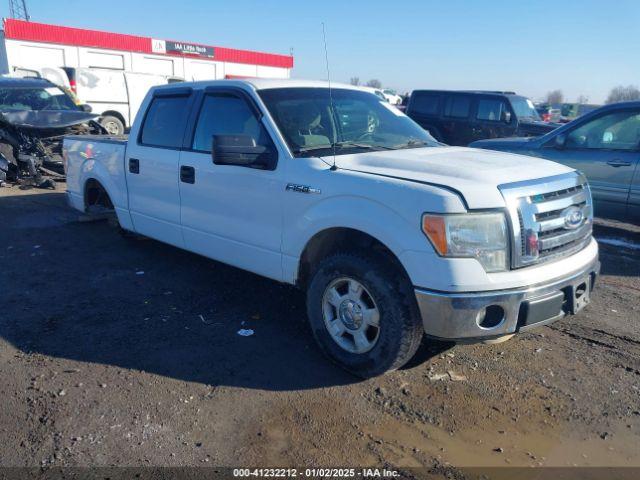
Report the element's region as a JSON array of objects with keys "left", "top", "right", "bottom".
[
  {"left": 411, "top": 89, "right": 524, "bottom": 98},
  {"left": 152, "top": 78, "right": 360, "bottom": 92}
]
